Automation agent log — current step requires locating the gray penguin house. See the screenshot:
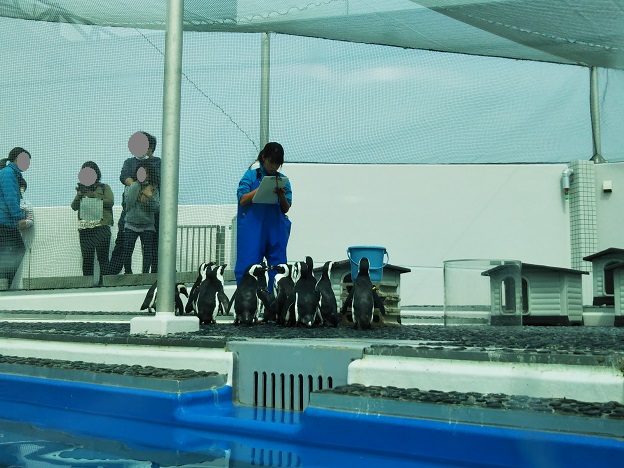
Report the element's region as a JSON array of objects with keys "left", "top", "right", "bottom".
[
  {"left": 604, "top": 261, "right": 624, "bottom": 327},
  {"left": 314, "top": 261, "right": 411, "bottom": 326},
  {"left": 481, "top": 263, "right": 587, "bottom": 326},
  {"left": 583, "top": 248, "right": 624, "bottom": 307}
]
